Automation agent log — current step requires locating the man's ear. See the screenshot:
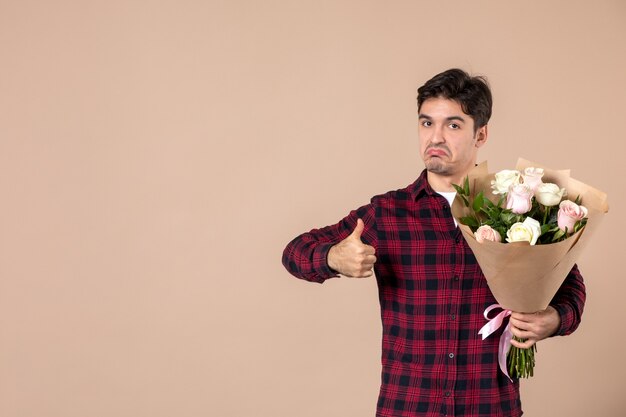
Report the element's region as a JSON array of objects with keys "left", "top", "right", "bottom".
[{"left": 475, "top": 125, "right": 488, "bottom": 148}]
